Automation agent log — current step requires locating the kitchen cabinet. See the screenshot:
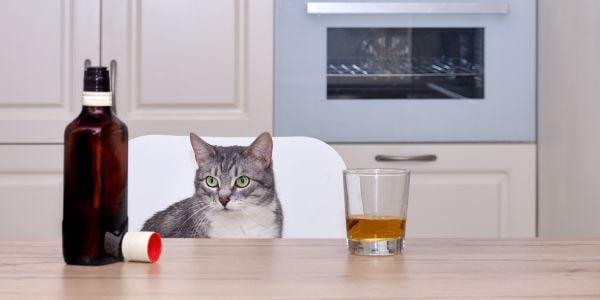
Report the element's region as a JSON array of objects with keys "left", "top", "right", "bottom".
[
  {"left": 0, "top": 0, "right": 99, "bottom": 143},
  {"left": 102, "top": 0, "right": 273, "bottom": 138},
  {"left": 0, "top": 0, "right": 274, "bottom": 238},
  {"left": 0, "top": 0, "right": 273, "bottom": 143},
  {"left": 0, "top": 0, "right": 95, "bottom": 238},
  {"left": 333, "top": 144, "right": 536, "bottom": 237},
  {"left": 0, "top": 145, "right": 63, "bottom": 238}
]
